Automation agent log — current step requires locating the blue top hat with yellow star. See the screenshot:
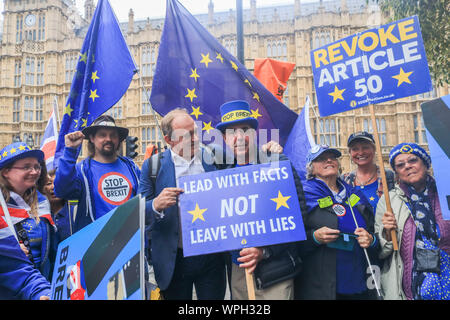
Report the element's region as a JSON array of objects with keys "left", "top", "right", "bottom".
[
  {"left": 216, "top": 100, "right": 259, "bottom": 133},
  {"left": 0, "top": 142, "right": 44, "bottom": 169}
]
